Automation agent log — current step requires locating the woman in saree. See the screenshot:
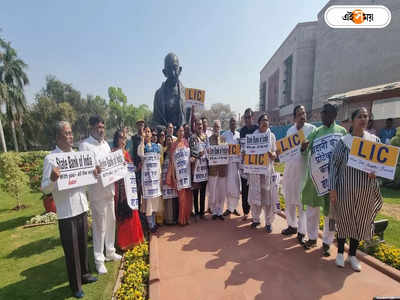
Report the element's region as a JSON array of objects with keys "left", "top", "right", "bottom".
[{"left": 112, "top": 129, "right": 144, "bottom": 250}]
